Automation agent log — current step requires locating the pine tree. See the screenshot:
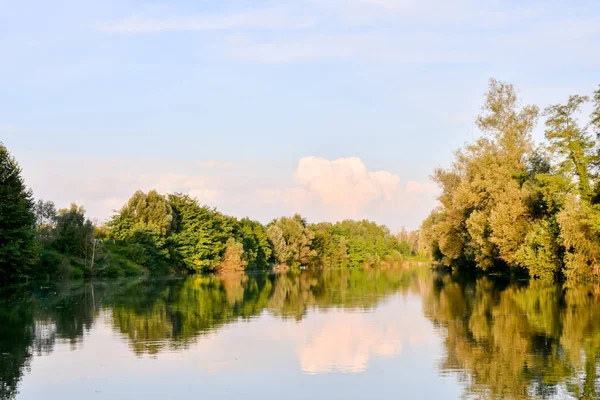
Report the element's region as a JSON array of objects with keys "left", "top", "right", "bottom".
[{"left": 0, "top": 143, "right": 37, "bottom": 282}]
